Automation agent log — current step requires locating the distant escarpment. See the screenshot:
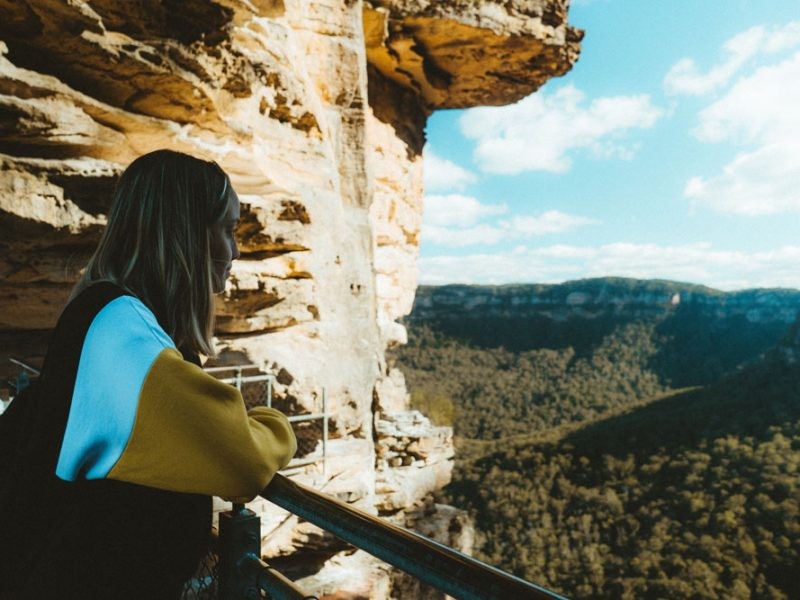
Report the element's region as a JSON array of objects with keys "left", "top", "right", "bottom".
[
  {"left": 407, "top": 278, "right": 800, "bottom": 388},
  {"left": 412, "top": 278, "right": 800, "bottom": 324}
]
